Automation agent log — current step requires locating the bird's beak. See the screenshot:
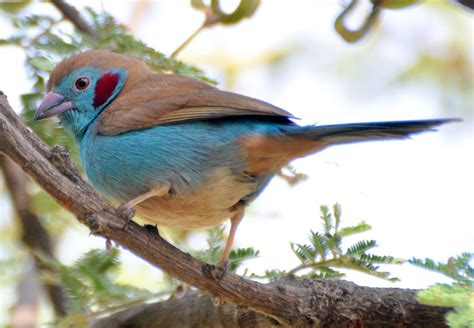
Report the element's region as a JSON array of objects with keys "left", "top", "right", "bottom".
[{"left": 34, "top": 92, "right": 75, "bottom": 121}]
